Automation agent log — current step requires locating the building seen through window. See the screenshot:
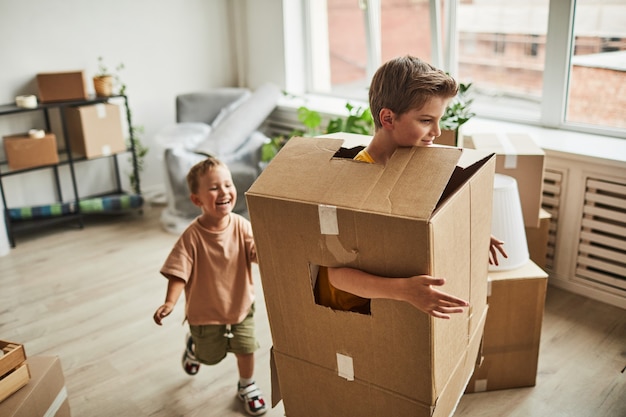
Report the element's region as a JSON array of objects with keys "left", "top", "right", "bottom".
[{"left": 314, "top": 0, "right": 626, "bottom": 132}]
